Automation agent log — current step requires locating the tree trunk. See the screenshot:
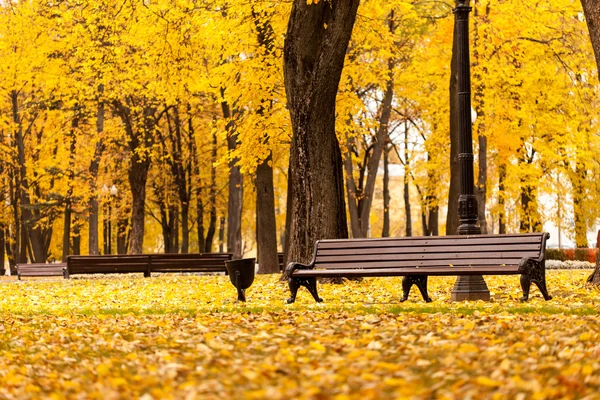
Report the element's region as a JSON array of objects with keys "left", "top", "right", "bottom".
[
  {"left": 12, "top": 90, "right": 45, "bottom": 262},
  {"left": 581, "top": 0, "right": 600, "bottom": 73},
  {"left": 256, "top": 156, "right": 279, "bottom": 274},
  {"left": 221, "top": 99, "right": 243, "bottom": 259},
  {"left": 63, "top": 113, "right": 79, "bottom": 262},
  {"left": 447, "top": 6, "right": 460, "bottom": 236},
  {"left": 587, "top": 230, "right": 600, "bottom": 285},
  {"left": 403, "top": 122, "right": 412, "bottom": 237},
  {"left": 204, "top": 130, "right": 218, "bottom": 253},
  {"left": 0, "top": 227, "right": 5, "bottom": 276},
  {"left": 88, "top": 85, "right": 104, "bottom": 255},
  {"left": 498, "top": 163, "right": 506, "bottom": 234},
  {"left": 343, "top": 134, "right": 362, "bottom": 238},
  {"left": 473, "top": 0, "right": 489, "bottom": 234},
  {"left": 571, "top": 160, "right": 588, "bottom": 248},
  {"left": 219, "top": 216, "right": 225, "bottom": 253},
  {"left": 381, "top": 145, "right": 391, "bottom": 238},
  {"left": 283, "top": 0, "right": 357, "bottom": 263}
]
